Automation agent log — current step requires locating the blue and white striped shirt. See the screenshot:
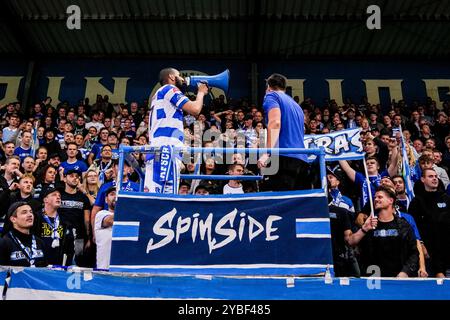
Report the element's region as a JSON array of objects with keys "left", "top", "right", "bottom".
[{"left": 149, "top": 84, "right": 189, "bottom": 147}]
